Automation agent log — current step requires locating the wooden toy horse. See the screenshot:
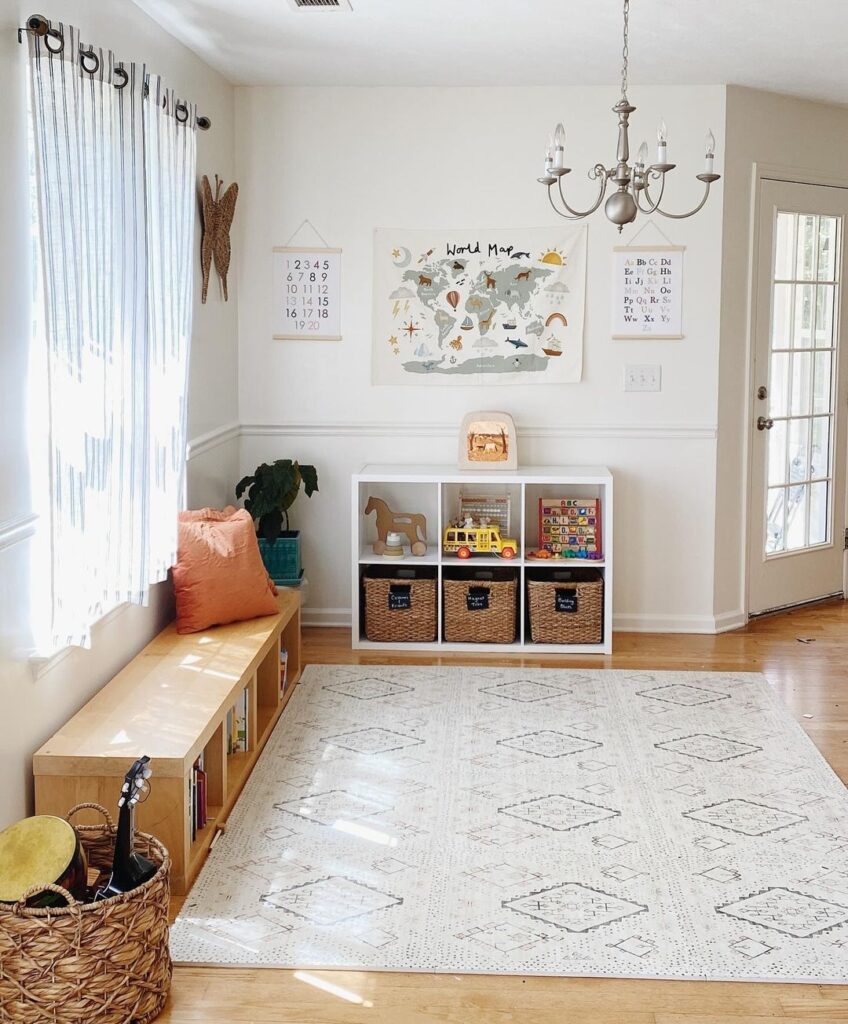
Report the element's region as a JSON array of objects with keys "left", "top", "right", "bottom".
[{"left": 364, "top": 496, "right": 427, "bottom": 556}]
